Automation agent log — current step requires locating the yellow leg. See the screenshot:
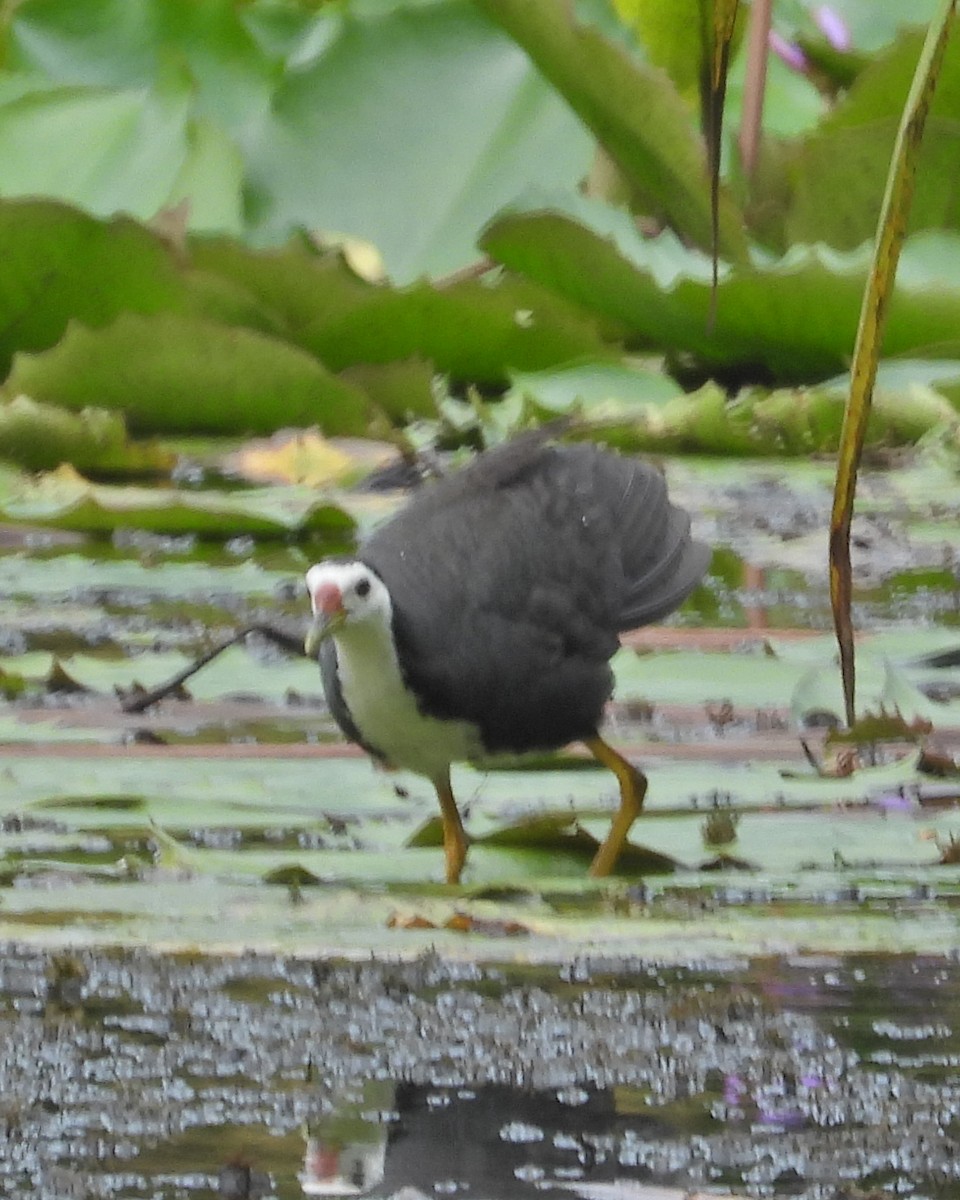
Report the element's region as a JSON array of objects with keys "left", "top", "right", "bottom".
[
  {"left": 585, "top": 735, "right": 648, "bottom": 877},
  {"left": 434, "top": 771, "right": 468, "bottom": 885}
]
